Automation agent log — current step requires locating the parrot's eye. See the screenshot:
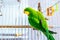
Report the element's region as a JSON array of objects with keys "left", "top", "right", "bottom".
[{"left": 24, "top": 11, "right": 29, "bottom": 15}]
